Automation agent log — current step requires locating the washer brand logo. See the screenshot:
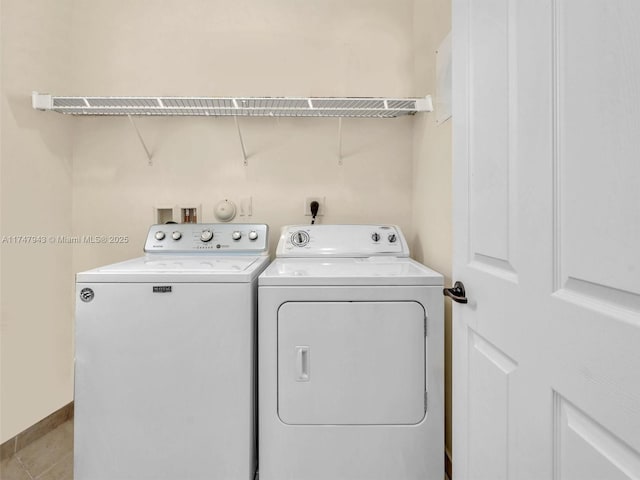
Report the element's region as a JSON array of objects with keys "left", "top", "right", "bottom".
[
  {"left": 79, "top": 288, "right": 94, "bottom": 302},
  {"left": 153, "top": 286, "right": 172, "bottom": 293}
]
